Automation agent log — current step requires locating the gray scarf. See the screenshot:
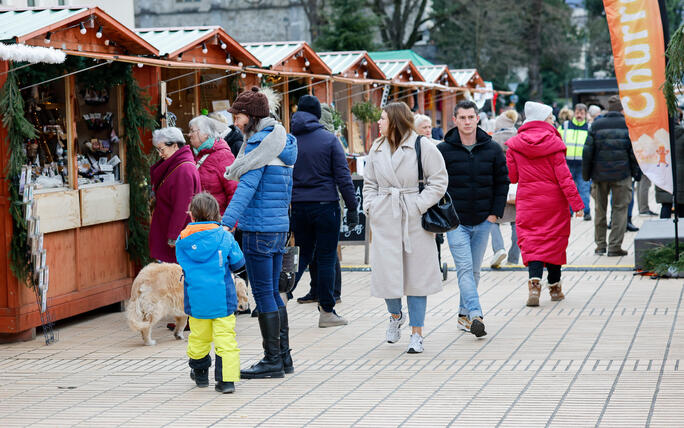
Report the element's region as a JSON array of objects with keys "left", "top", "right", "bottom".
[{"left": 224, "top": 117, "right": 286, "bottom": 181}]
